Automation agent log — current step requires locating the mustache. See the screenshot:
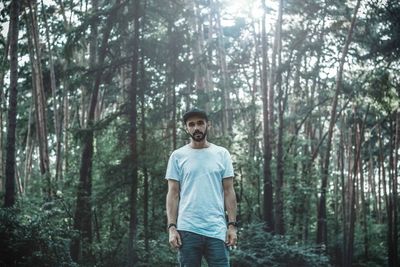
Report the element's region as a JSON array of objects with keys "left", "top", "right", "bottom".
[{"left": 193, "top": 130, "right": 203, "bottom": 135}]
